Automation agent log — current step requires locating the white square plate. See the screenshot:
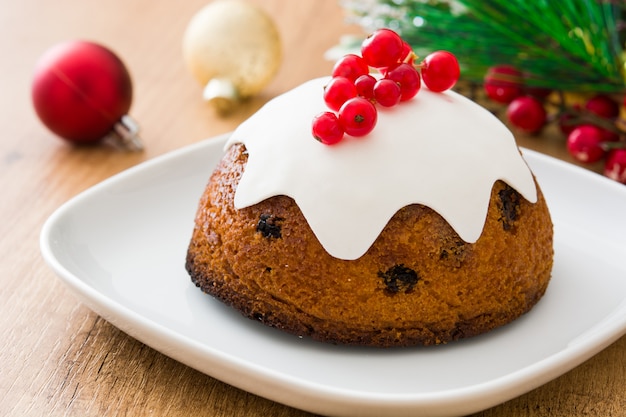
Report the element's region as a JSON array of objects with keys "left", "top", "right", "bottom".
[{"left": 40, "top": 134, "right": 626, "bottom": 417}]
